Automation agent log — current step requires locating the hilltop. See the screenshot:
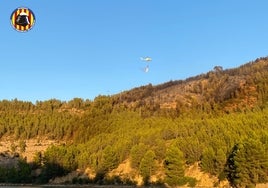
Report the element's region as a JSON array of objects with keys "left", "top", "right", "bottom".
[
  {"left": 0, "top": 57, "right": 267, "bottom": 187},
  {"left": 1, "top": 56, "right": 268, "bottom": 118},
  {"left": 116, "top": 56, "right": 268, "bottom": 113}
]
